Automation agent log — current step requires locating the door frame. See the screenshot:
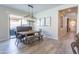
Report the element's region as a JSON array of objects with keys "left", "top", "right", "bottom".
[
  {"left": 8, "top": 14, "right": 23, "bottom": 39},
  {"left": 58, "top": 6, "right": 78, "bottom": 40}
]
